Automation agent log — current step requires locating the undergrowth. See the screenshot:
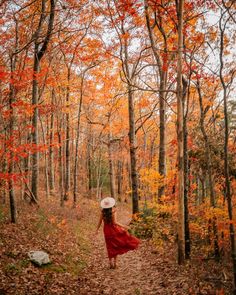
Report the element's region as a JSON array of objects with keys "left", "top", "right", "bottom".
[{"left": 129, "top": 202, "right": 175, "bottom": 248}]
